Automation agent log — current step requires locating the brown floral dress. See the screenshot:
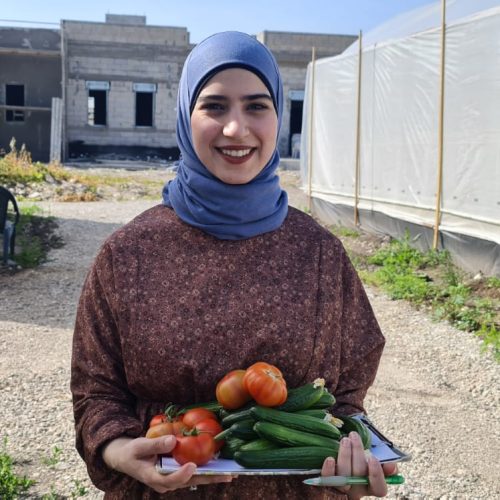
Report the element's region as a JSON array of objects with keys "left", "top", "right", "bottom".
[{"left": 71, "top": 205, "right": 385, "bottom": 499}]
